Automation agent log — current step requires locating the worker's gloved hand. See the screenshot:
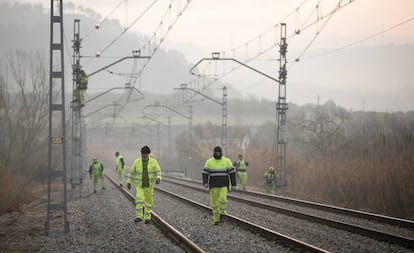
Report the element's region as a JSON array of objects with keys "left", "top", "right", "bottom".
[
  {"left": 155, "top": 178, "right": 160, "bottom": 184},
  {"left": 203, "top": 183, "right": 208, "bottom": 189},
  {"left": 127, "top": 183, "right": 131, "bottom": 190}
]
